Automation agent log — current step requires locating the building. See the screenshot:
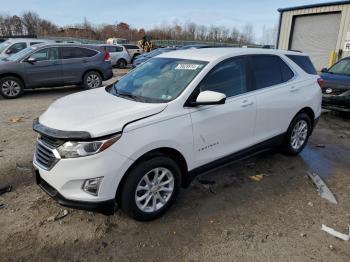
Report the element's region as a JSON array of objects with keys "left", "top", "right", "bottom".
[{"left": 277, "top": 1, "right": 350, "bottom": 71}]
